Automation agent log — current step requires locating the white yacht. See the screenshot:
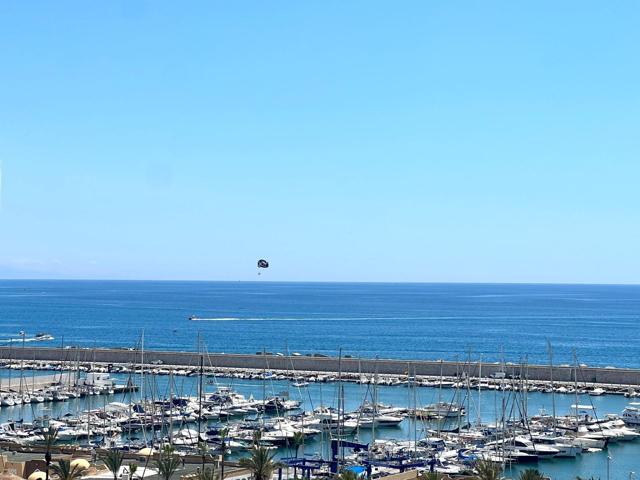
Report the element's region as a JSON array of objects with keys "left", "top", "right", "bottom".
[
  {"left": 203, "top": 386, "right": 262, "bottom": 414},
  {"left": 259, "top": 419, "right": 320, "bottom": 445},
  {"left": 601, "top": 418, "right": 640, "bottom": 441},
  {"left": 531, "top": 434, "right": 582, "bottom": 457},
  {"left": 79, "top": 372, "right": 115, "bottom": 389},
  {"left": 421, "top": 402, "right": 465, "bottom": 418},
  {"left": 356, "top": 413, "right": 404, "bottom": 427},
  {"left": 171, "top": 428, "right": 201, "bottom": 446},
  {"left": 566, "top": 426, "right": 607, "bottom": 449},
  {"left": 622, "top": 403, "right": 640, "bottom": 426},
  {"left": 510, "top": 436, "right": 560, "bottom": 458}
]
